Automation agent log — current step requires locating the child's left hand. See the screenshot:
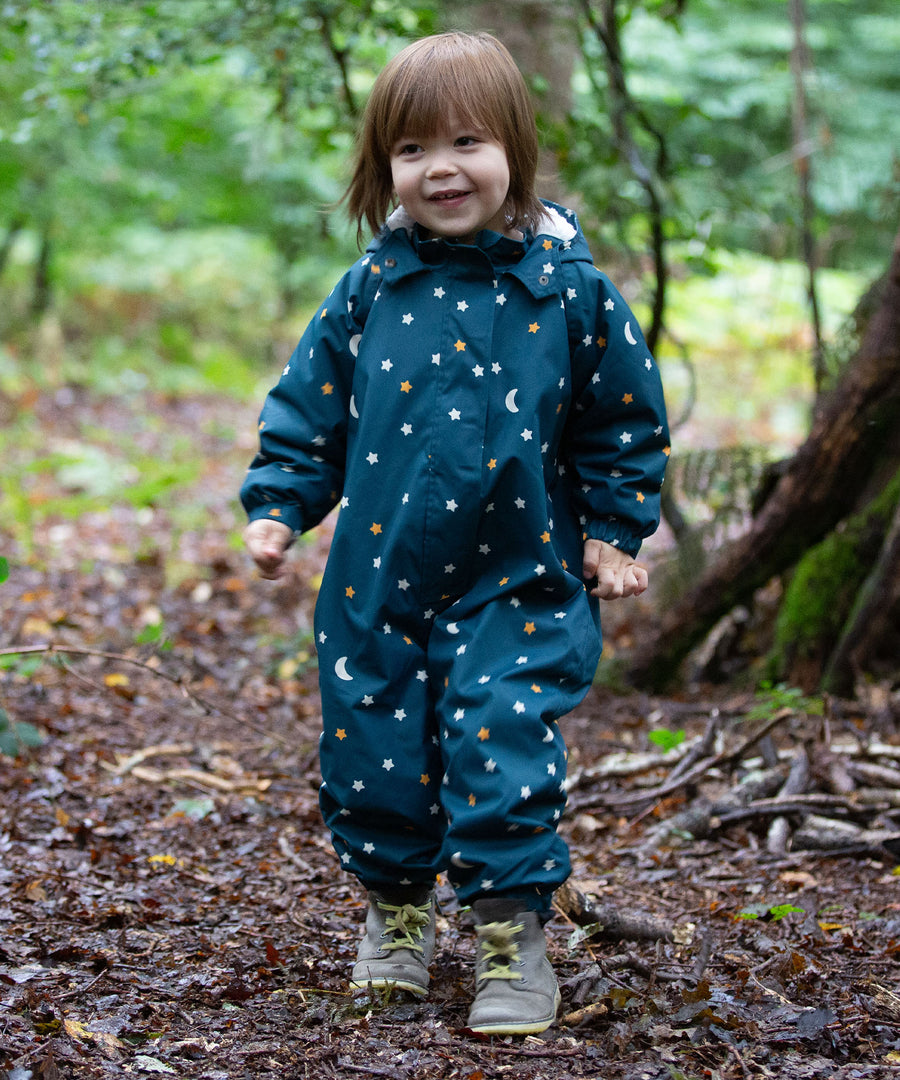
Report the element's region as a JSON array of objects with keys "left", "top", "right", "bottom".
[{"left": 583, "top": 539, "right": 648, "bottom": 600}]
